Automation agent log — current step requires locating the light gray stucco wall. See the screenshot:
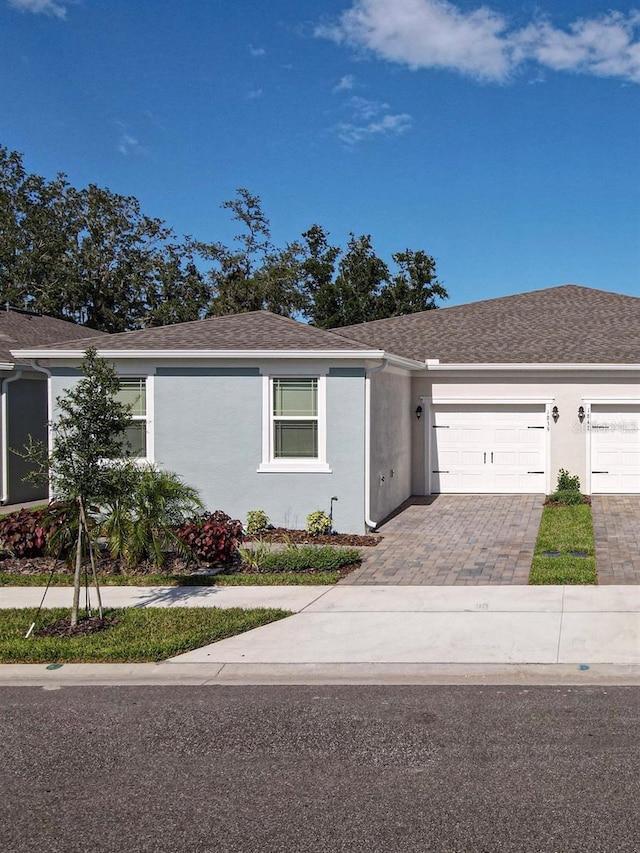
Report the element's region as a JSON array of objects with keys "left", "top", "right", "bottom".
[
  {"left": 6, "top": 375, "right": 48, "bottom": 502},
  {"left": 50, "top": 362, "right": 368, "bottom": 533},
  {"left": 369, "top": 368, "right": 412, "bottom": 523},
  {"left": 154, "top": 366, "right": 366, "bottom": 532}
]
